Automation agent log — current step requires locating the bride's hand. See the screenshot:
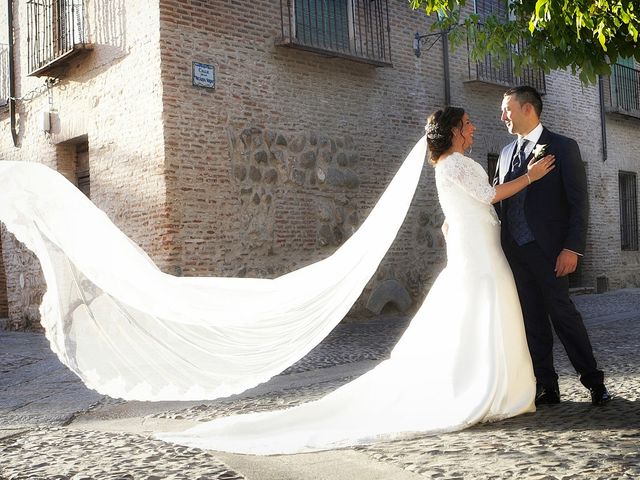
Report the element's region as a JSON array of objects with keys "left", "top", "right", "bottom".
[{"left": 527, "top": 154, "right": 555, "bottom": 182}]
